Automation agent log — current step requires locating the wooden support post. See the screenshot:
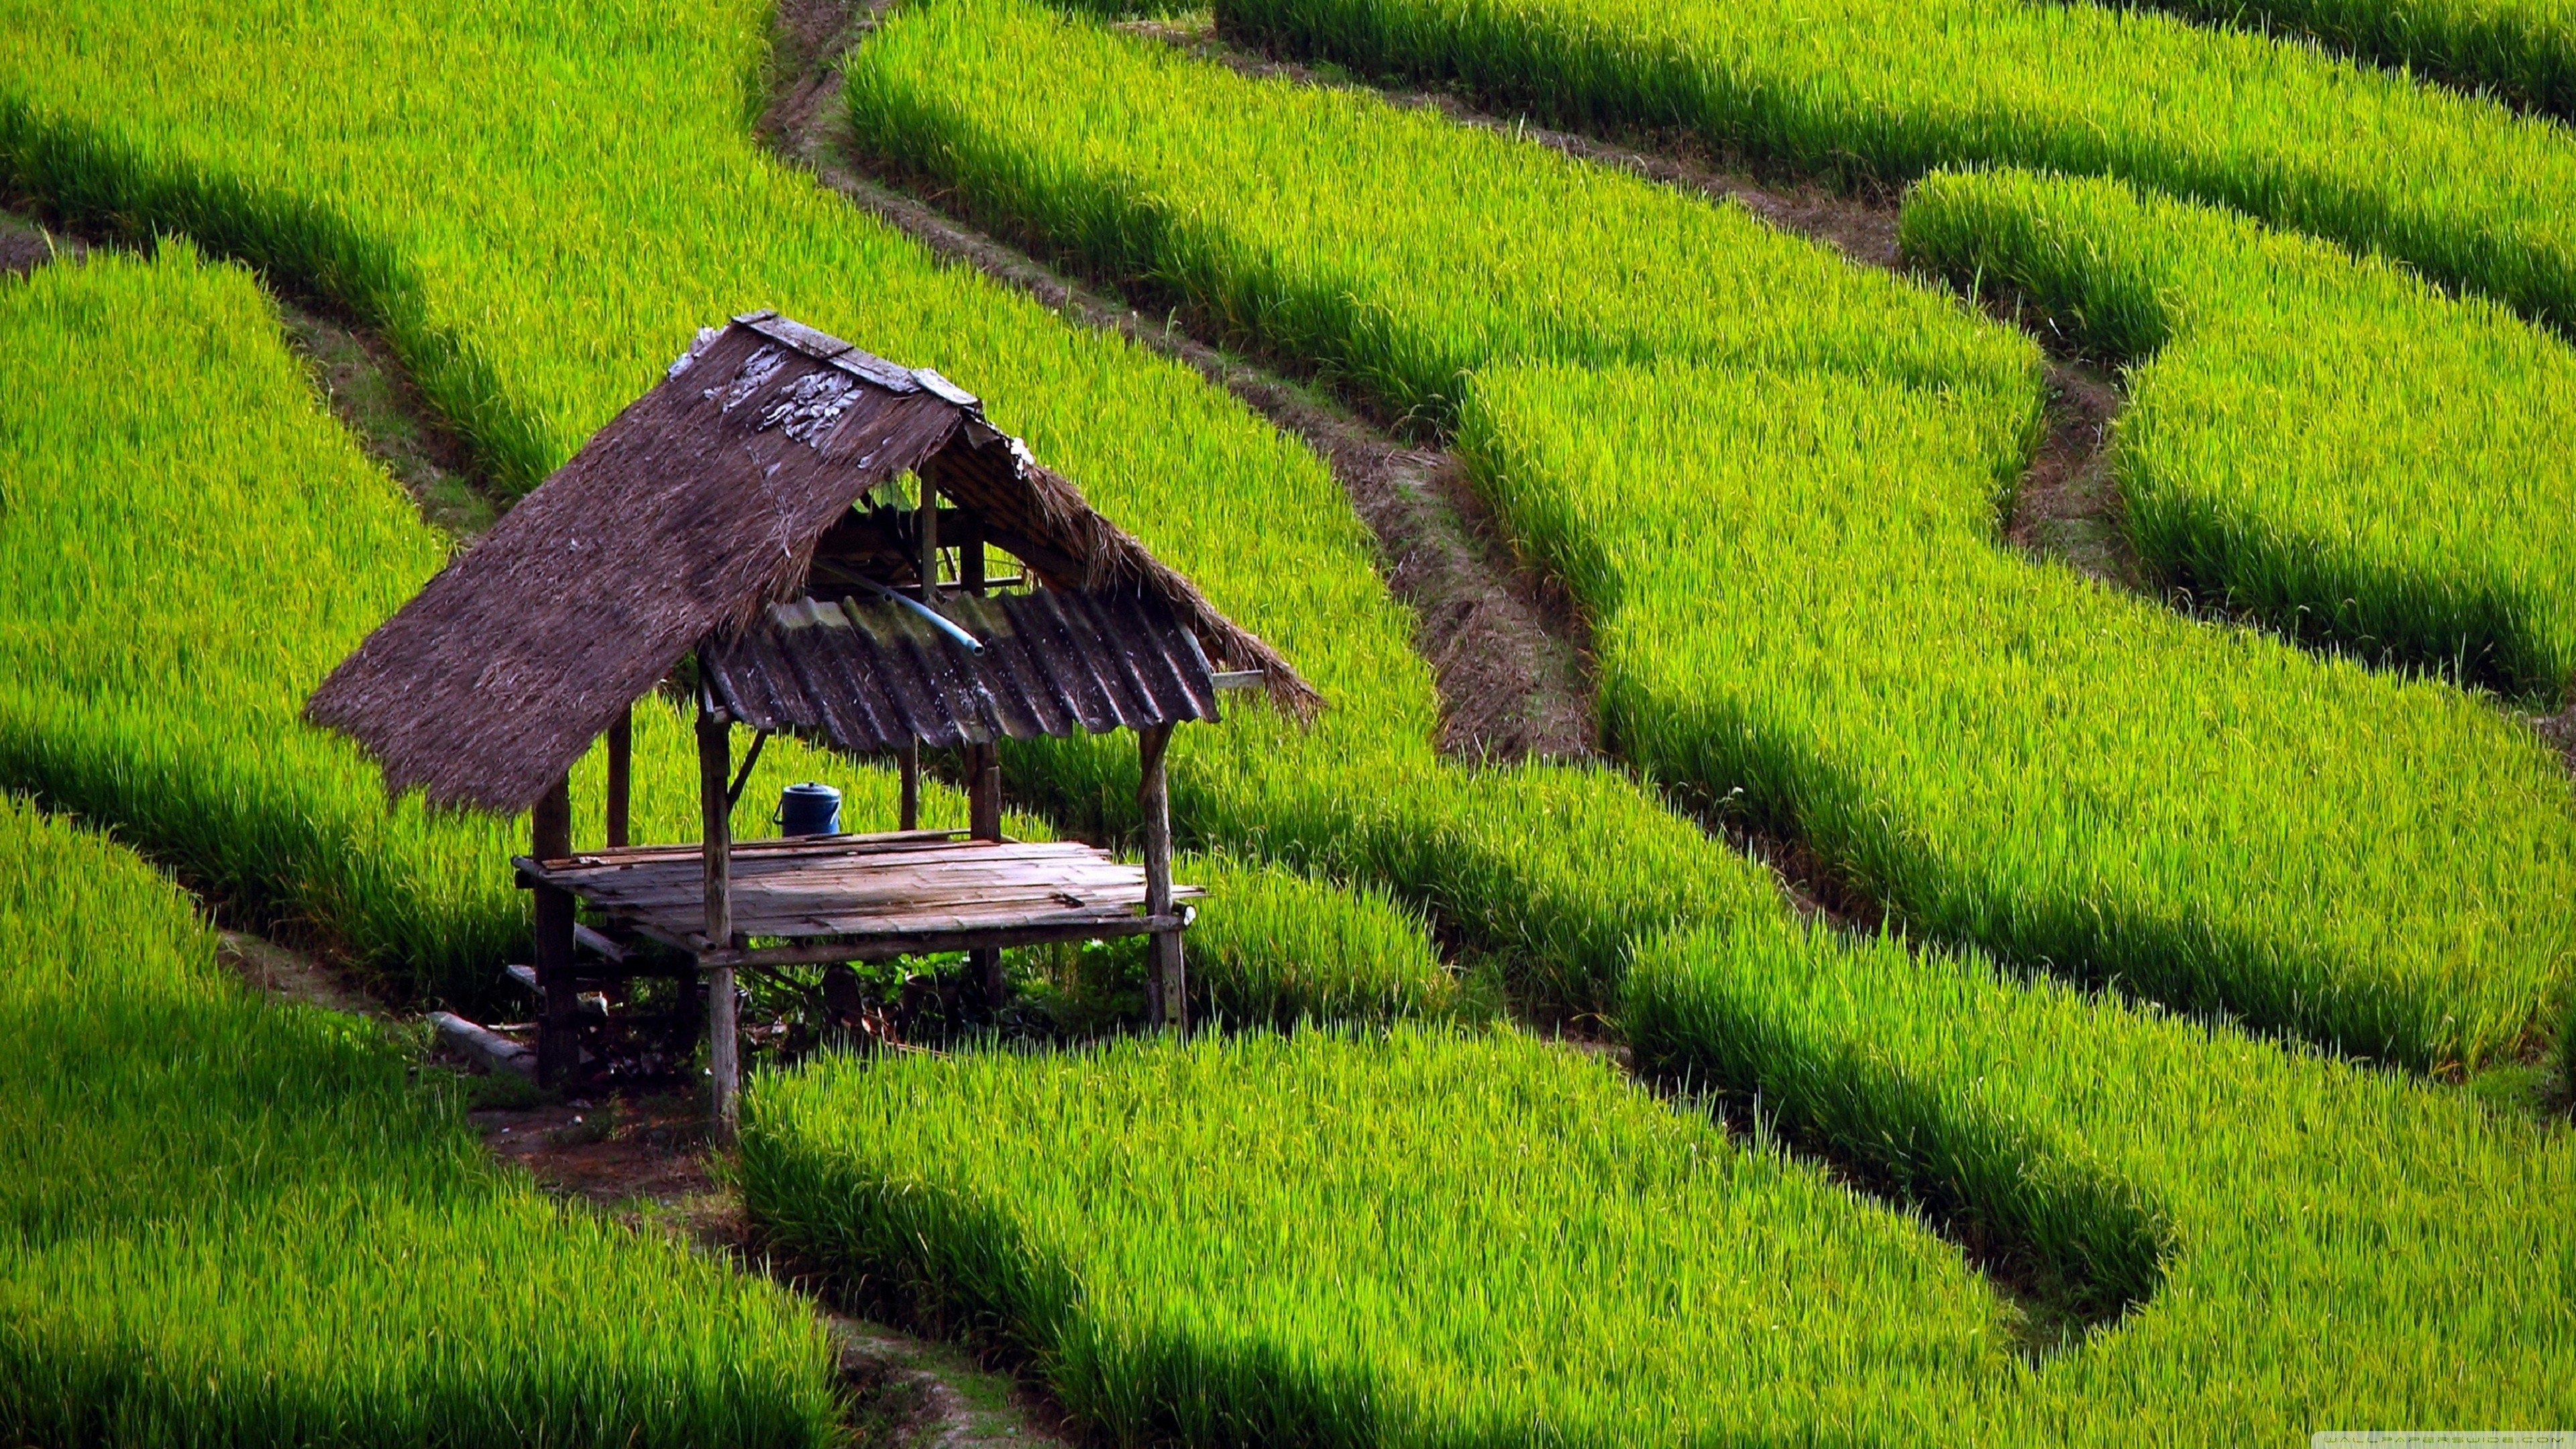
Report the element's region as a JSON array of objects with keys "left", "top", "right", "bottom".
[
  {"left": 900, "top": 741, "right": 920, "bottom": 831},
  {"left": 958, "top": 507, "right": 985, "bottom": 594},
  {"left": 968, "top": 741, "right": 1002, "bottom": 841},
  {"left": 1137, "top": 723, "right": 1182, "bottom": 1031},
  {"left": 916, "top": 474, "right": 941, "bottom": 608},
  {"left": 968, "top": 737, "right": 1005, "bottom": 1008},
  {"left": 531, "top": 772, "right": 580, "bottom": 1086},
  {"left": 696, "top": 689, "right": 739, "bottom": 1144},
  {"left": 605, "top": 704, "right": 633, "bottom": 849}
]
